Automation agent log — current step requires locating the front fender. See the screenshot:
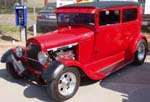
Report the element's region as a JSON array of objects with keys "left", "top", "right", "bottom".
[
  {"left": 1, "top": 49, "right": 14, "bottom": 63},
  {"left": 42, "top": 61, "right": 66, "bottom": 82}
]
